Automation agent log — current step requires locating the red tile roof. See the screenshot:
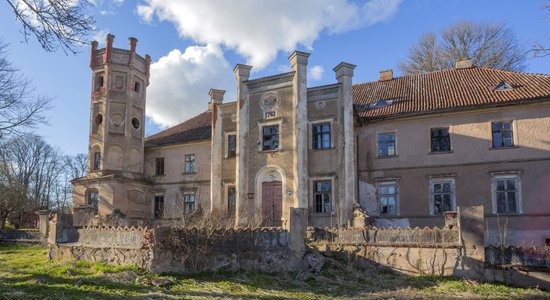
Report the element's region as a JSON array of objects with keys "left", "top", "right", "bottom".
[
  {"left": 145, "top": 67, "right": 550, "bottom": 147},
  {"left": 145, "top": 111, "right": 211, "bottom": 147},
  {"left": 353, "top": 67, "right": 550, "bottom": 121}
]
